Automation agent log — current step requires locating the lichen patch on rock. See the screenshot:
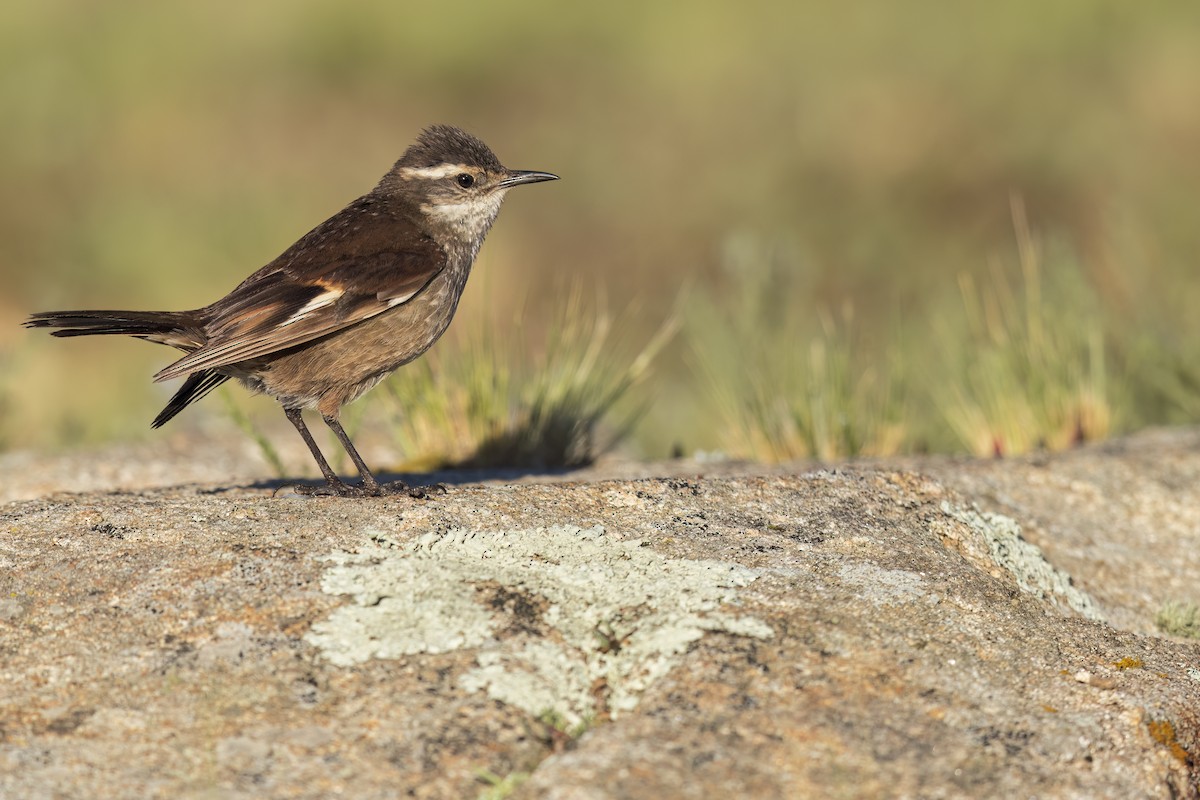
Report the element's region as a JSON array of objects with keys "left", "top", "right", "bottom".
[
  {"left": 306, "top": 524, "right": 773, "bottom": 725},
  {"left": 939, "top": 502, "right": 1102, "bottom": 621}
]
